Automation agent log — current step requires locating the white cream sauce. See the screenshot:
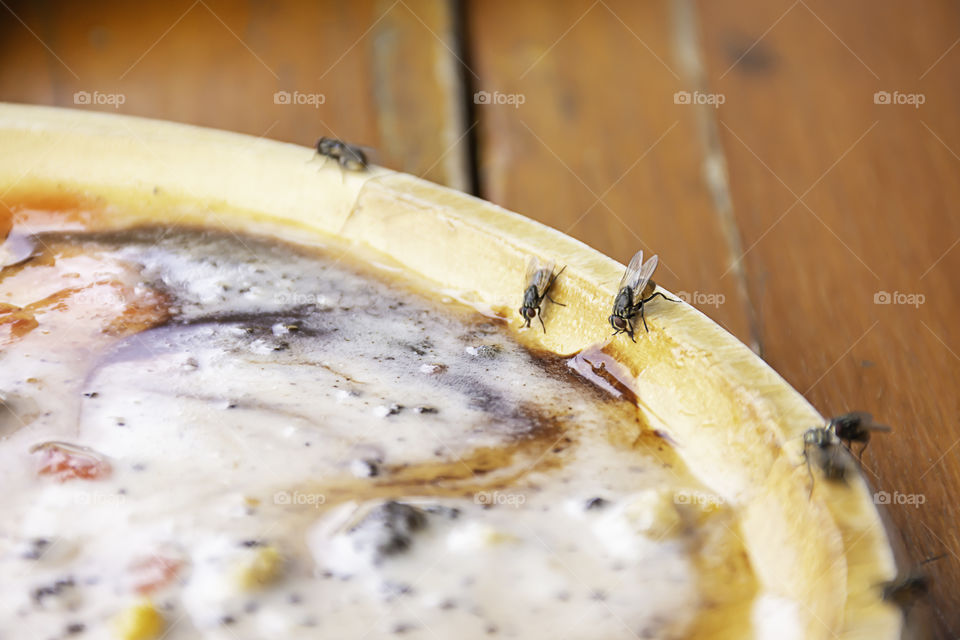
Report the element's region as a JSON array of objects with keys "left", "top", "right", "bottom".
[{"left": 0, "top": 226, "right": 748, "bottom": 639}]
